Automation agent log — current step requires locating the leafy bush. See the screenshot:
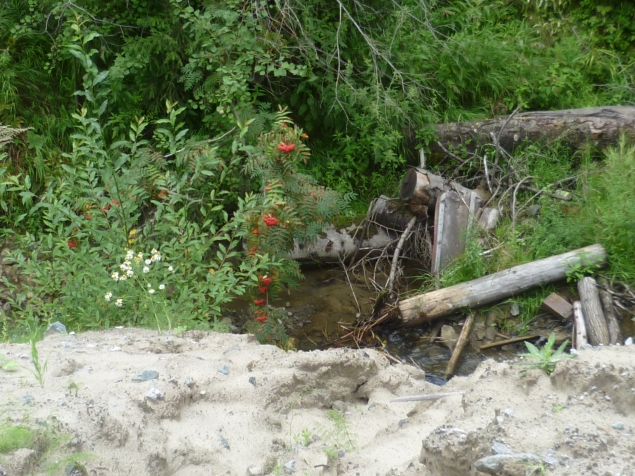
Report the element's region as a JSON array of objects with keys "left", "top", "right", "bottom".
[{"left": 515, "top": 332, "right": 572, "bottom": 376}]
